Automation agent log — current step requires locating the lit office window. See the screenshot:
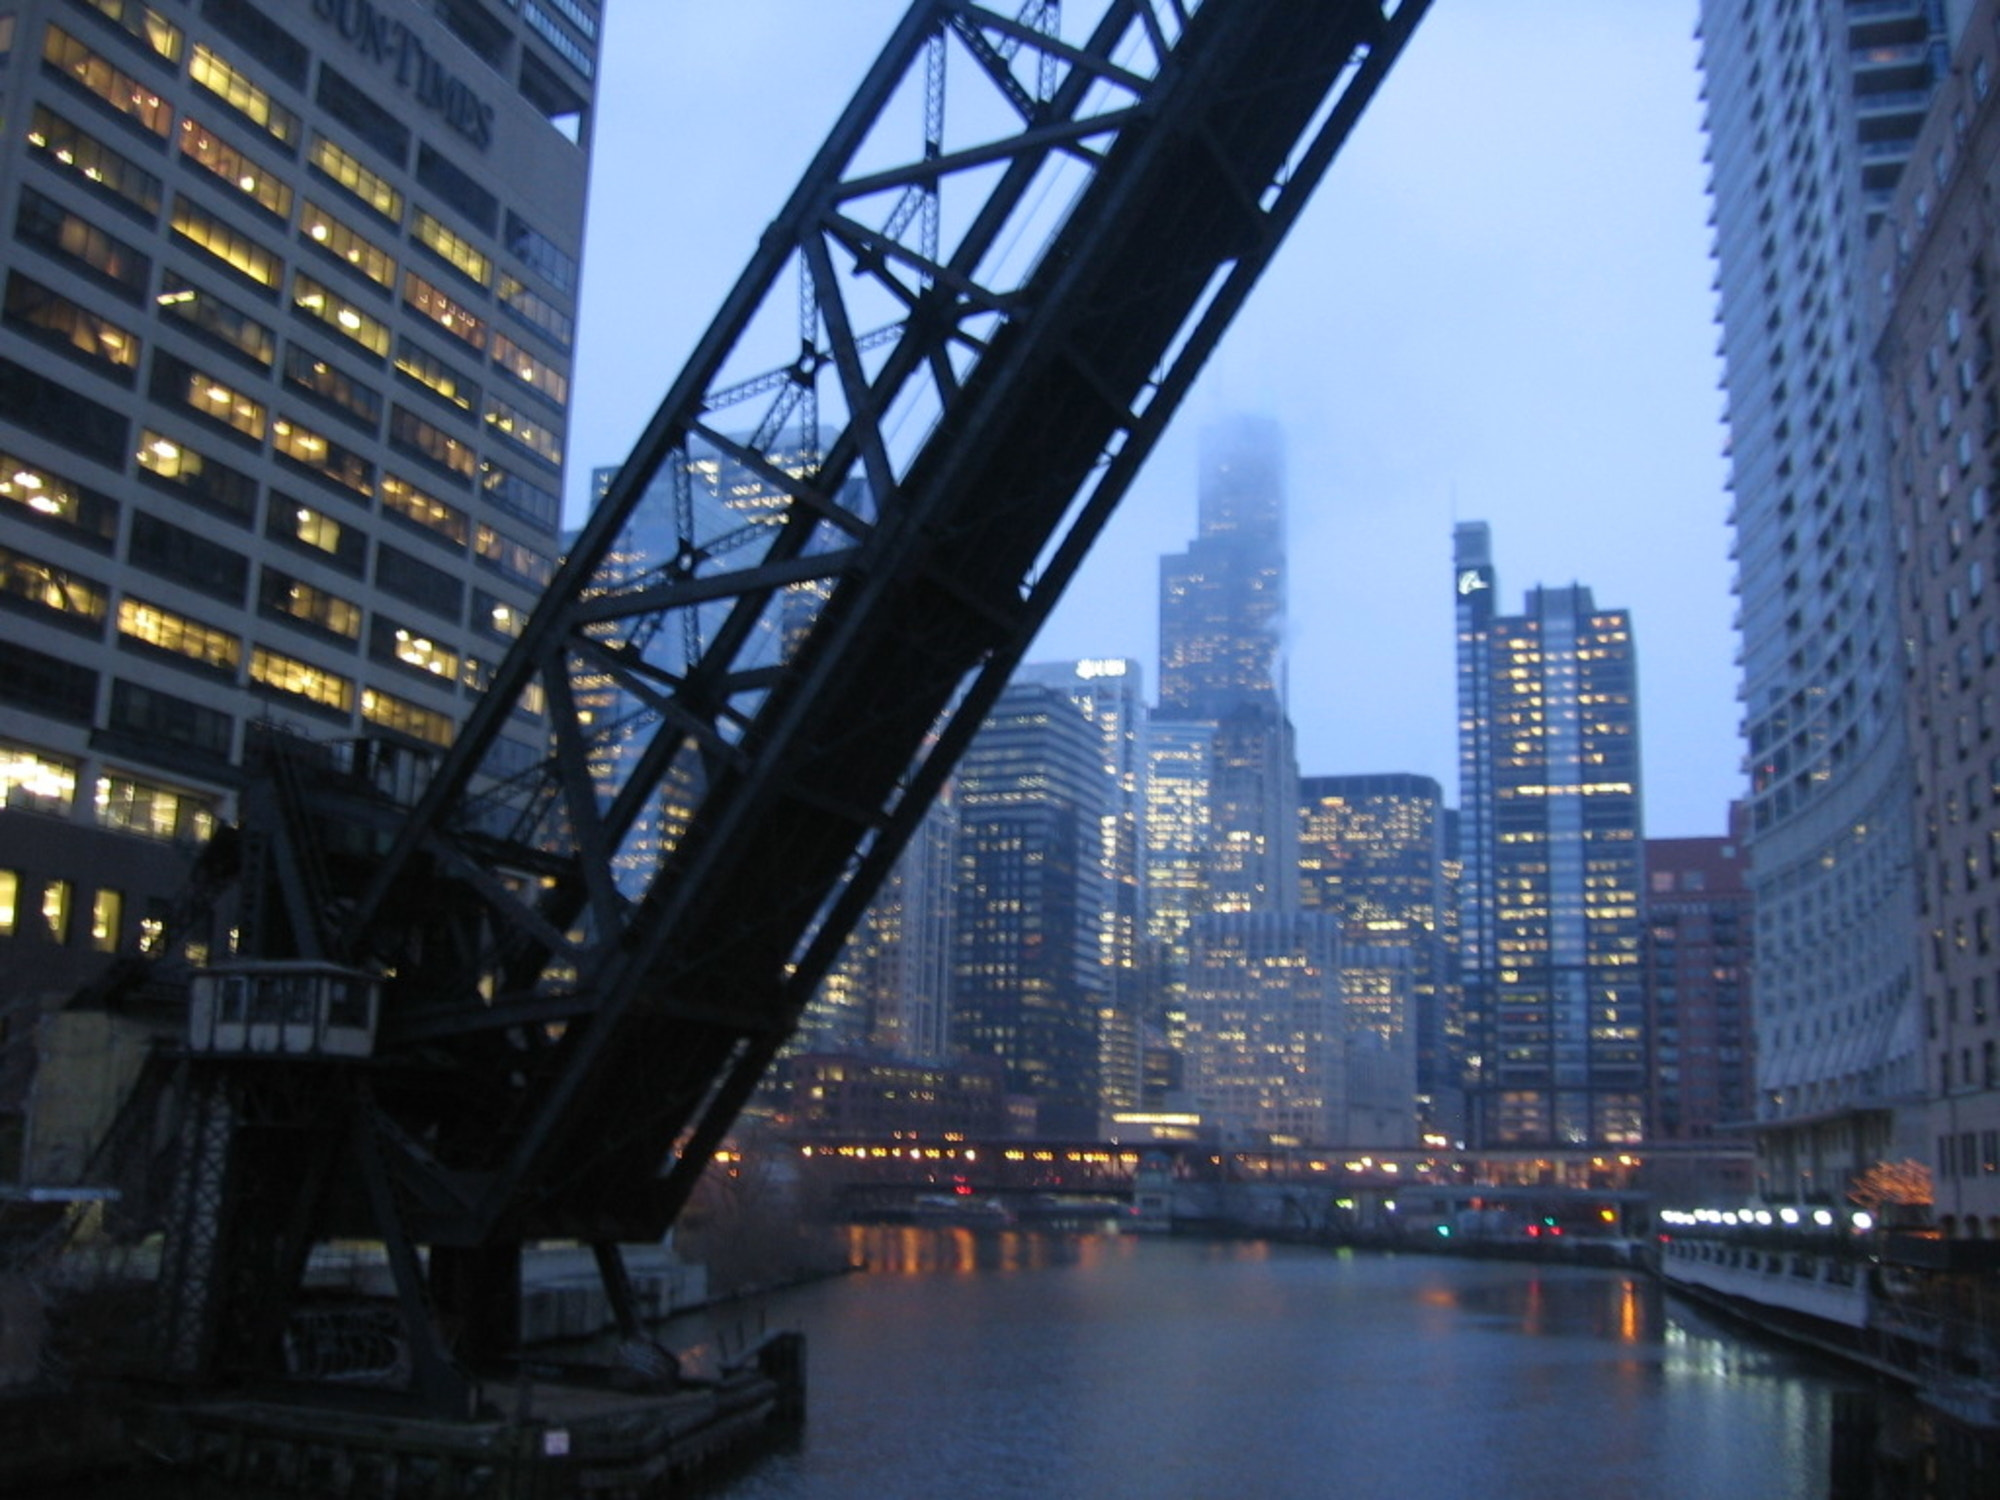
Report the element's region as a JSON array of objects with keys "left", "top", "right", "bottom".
[
  {"left": 171, "top": 195, "right": 281, "bottom": 289},
  {"left": 492, "top": 333, "right": 568, "bottom": 408},
  {"left": 413, "top": 209, "right": 491, "bottom": 288},
  {"left": 300, "top": 200, "right": 395, "bottom": 291},
  {"left": 190, "top": 44, "right": 298, "bottom": 150},
  {"left": 483, "top": 395, "right": 562, "bottom": 468},
  {"left": 43, "top": 27, "right": 171, "bottom": 137},
  {"left": 0, "top": 542, "right": 108, "bottom": 629},
  {"left": 95, "top": 772, "right": 218, "bottom": 841},
  {"left": 117, "top": 595, "right": 242, "bottom": 673},
  {"left": 265, "top": 497, "right": 365, "bottom": 575},
  {"left": 2, "top": 273, "right": 139, "bottom": 381},
  {"left": 25, "top": 105, "right": 163, "bottom": 220},
  {"left": 362, "top": 687, "right": 454, "bottom": 747},
  {"left": 259, "top": 568, "right": 361, "bottom": 641},
  {"left": 77, "top": 0, "right": 183, "bottom": 64},
  {"left": 291, "top": 272, "right": 390, "bottom": 359},
  {"left": 272, "top": 415, "right": 374, "bottom": 499},
  {"left": 395, "top": 337, "right": 479, "bottom": 412},
  {"left": 178, "top": 117, "right": 292, "bottom": 220},
  {"left": 389, "top": 405, "right": 475, "bottom": 483},
  {"left": 151, "top": 351, "right": 267, "bottom": 442},
  {"left": 380, "top": 472, "right": 469, "bottom": 548},
  {"left": 309, "top": 133, "right": 401, "bottom": 224},
  {"left": 0, "top": 449, "right": 119, "bottom": 550},
  {"left": 89, "top": 887, "right": 123, "bottom": 952},
  {"left": 0, "top": 742, "right": 78, "bottom": 815},
  {"left": 404, "top": 271, "right": 487, "bottom": 352},
  {"left": 15, "top": 187, "right": 151, "bottom": 301},
  {"left": 249, "top": 645, "right": 354, "bottom": 713}
]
